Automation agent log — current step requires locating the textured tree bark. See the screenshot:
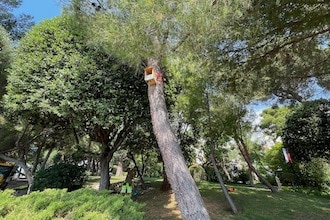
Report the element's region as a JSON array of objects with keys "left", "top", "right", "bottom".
[
  {"left": 99, "top": 147, "right": 112, "bottom": 190},
  {"left": 147, "top": 60, "right": 210, "bottom": 220}
]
